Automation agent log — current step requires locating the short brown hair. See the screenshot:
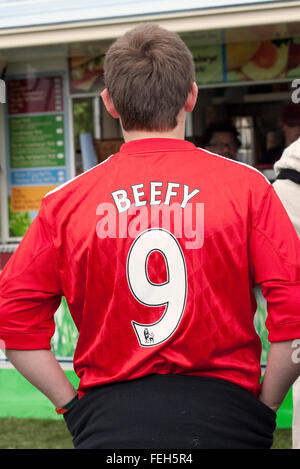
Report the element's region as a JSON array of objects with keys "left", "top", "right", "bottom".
[{"left": 103, "top": 24, "right": 195, "bottom": 132}]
